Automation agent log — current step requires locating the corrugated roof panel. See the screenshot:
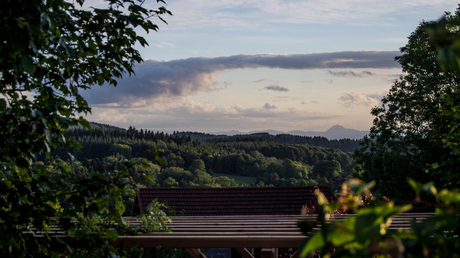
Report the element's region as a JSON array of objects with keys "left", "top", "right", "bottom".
[{"left": 131, "top": 186, "right": 335, "bottom": 216}]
